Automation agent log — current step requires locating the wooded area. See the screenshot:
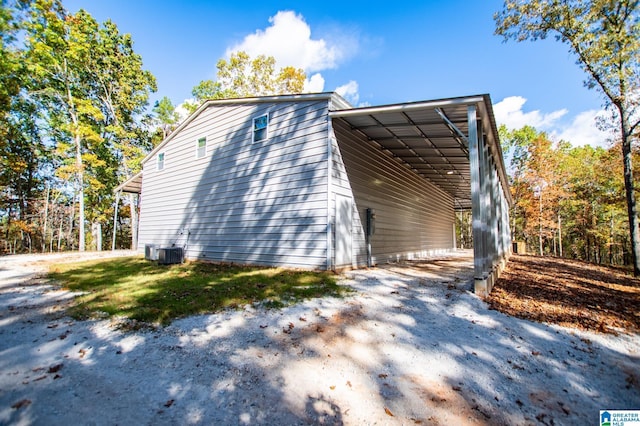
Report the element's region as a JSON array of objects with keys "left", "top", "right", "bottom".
[
  {"left": 0, "top": 0, "right": 305, "bottom": 254},
  {"left": 1, "top": 0, "right": 639, "bottom": 271}
]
